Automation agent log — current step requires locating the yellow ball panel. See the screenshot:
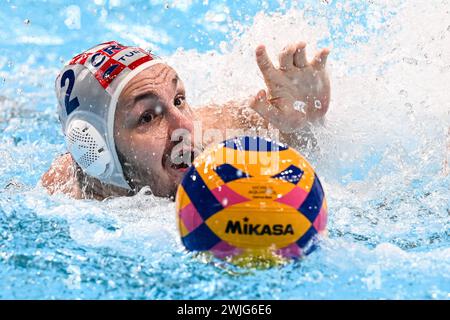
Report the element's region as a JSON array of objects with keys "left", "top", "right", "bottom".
[
  {"left": 205, "top": 202, "right": 311, "bottom": 249},
  {"left": 178, "top": 218, "right": 190, "bottom": 238},
  {"left": 175, "top": 185, "right": 191, "bottom": 210},
  {"left": 225, "top": 176, "right": 297, "bottom": 202}
]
